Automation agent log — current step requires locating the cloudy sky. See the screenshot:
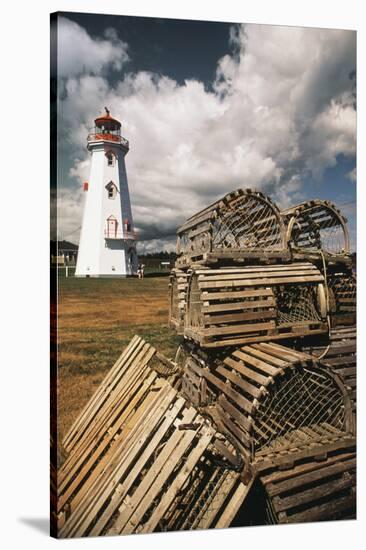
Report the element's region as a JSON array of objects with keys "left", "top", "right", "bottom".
[{"left": 54, "top": 12, "right": 356, "bottom": 252}]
